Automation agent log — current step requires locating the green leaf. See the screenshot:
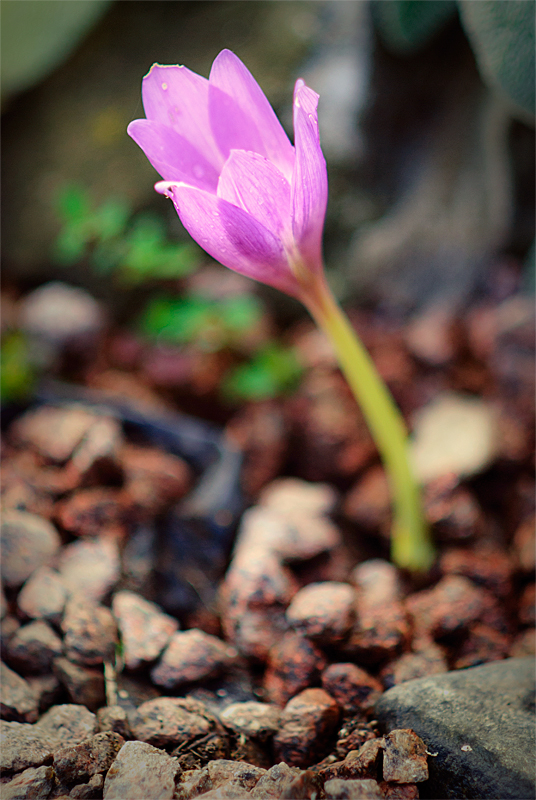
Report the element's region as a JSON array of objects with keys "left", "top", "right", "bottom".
[
  {"left": 219, "top": 295, "right": 263, "bottom": 335},
  {"left": 0, "top": 333, "right": 36, "bottom": 403},
  {"left": 56, "top": 185, "right": 91, "bottom": 224},
  {"left": 222, "top": 344, "right": 303, "bottom": 402},
  {"left": 459, "top": 0, "right": 535, "bottom": 119},
  {"left": 372, "top": 0, "right": 457, "bottom": 54},
  {"left": 139, "top": 295, "right": 213, "bottom": 343},
  {"left": 92, "top": 198, "right": 130, "bottom": 241}
]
